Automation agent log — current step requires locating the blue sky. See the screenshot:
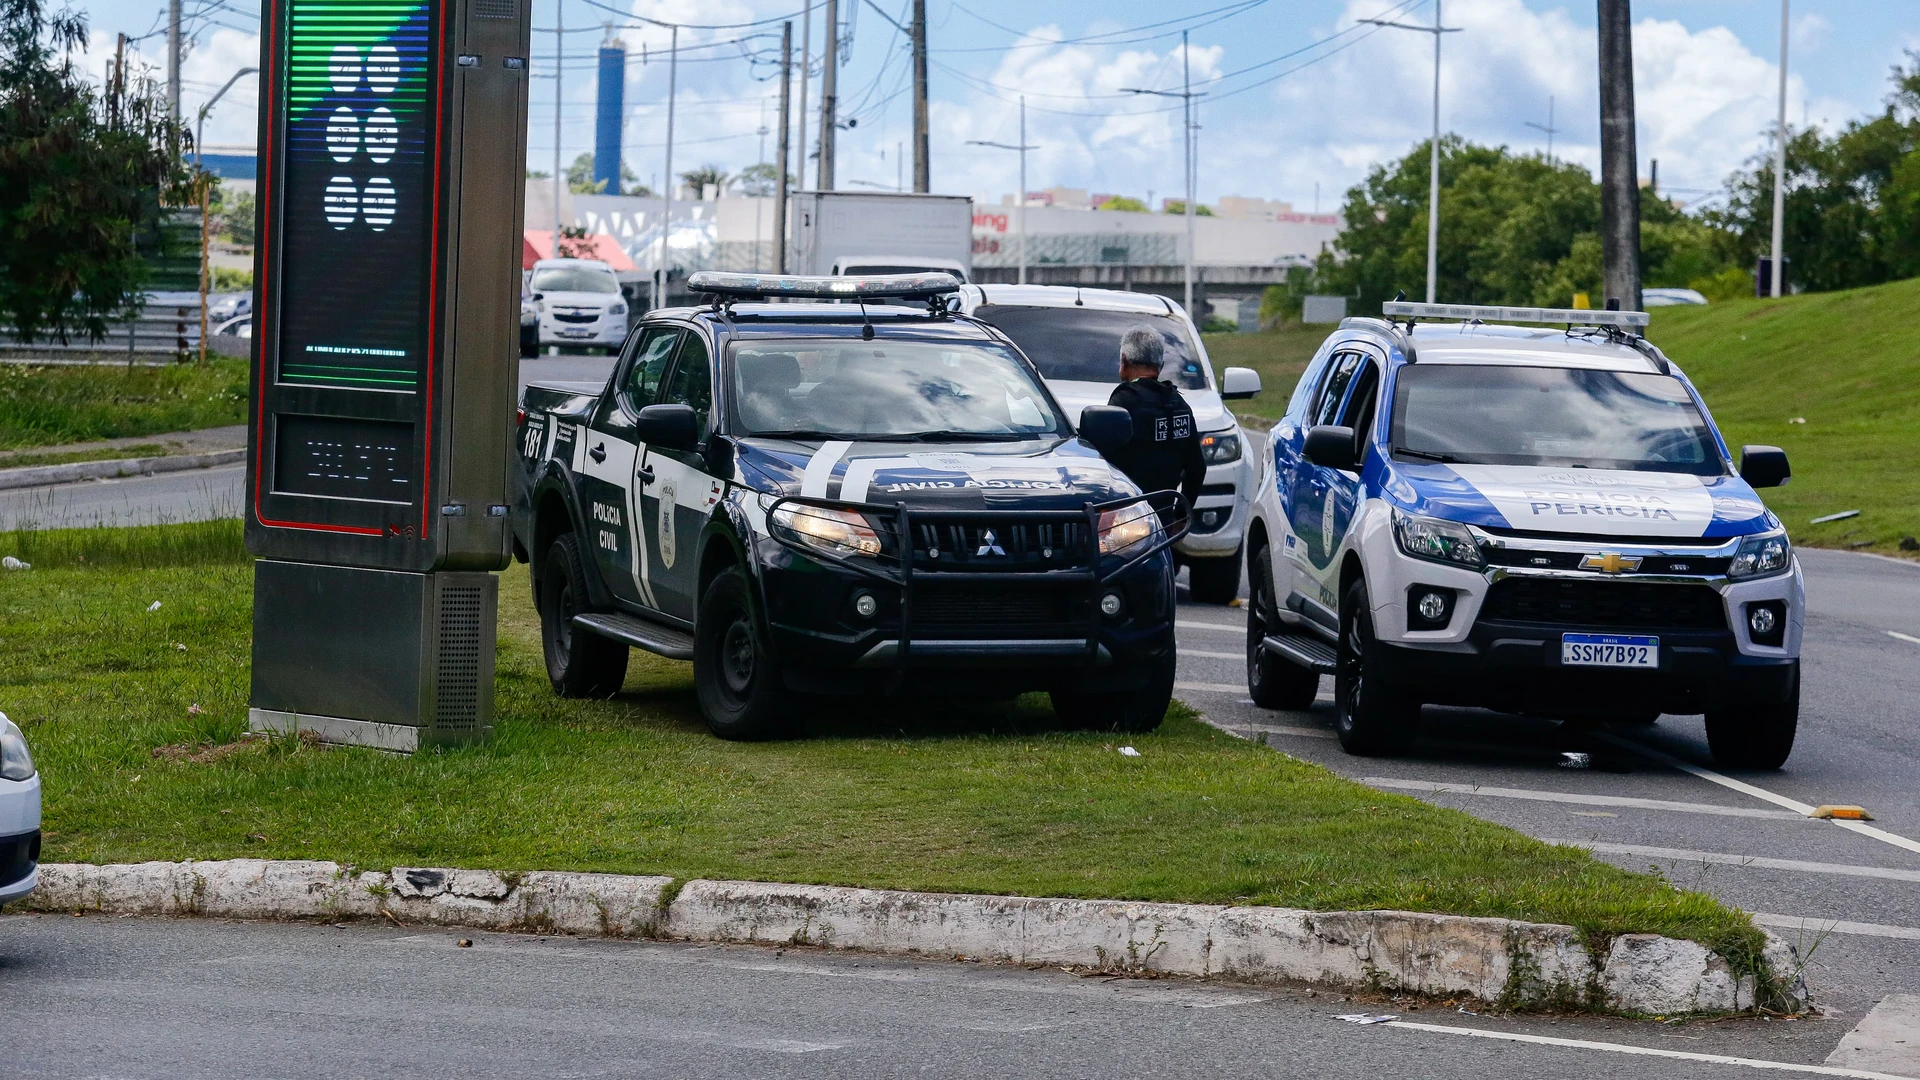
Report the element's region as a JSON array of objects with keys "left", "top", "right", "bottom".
[{"left": 80, "top": 0, "right": 1920, "bottom": 211}]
